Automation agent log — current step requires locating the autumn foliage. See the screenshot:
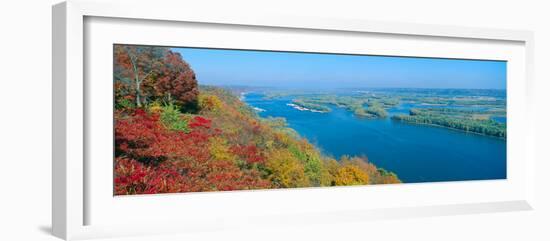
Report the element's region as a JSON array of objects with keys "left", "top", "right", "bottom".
[
  {"left": 114, "top": 109, "right": 271, "bottom": 194},
  {"left": 114, "top": 45, "right": 400, "bottom": 195},
  {"left": 114, "top": 45, "right": 199, "bottom": 112},
  {"left": 154, "top": 51, "right": 200, "bottom": 112}
]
